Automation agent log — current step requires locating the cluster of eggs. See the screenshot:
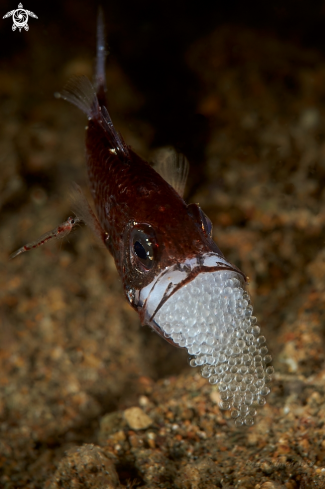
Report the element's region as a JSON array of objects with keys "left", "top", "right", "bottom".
[{"left": 155, "top": 270, "right": 273, "bottom": 426}]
